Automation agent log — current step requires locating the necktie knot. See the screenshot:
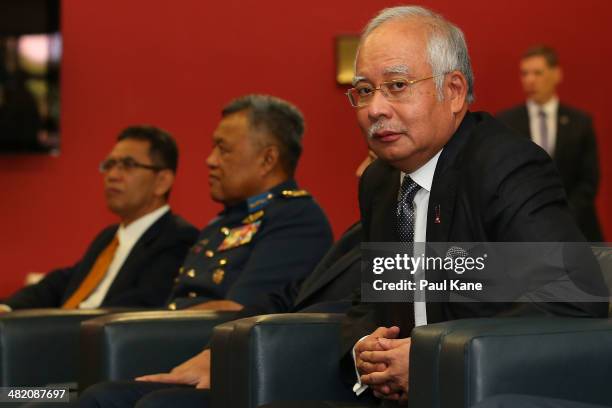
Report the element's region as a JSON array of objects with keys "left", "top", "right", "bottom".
[
  {"left": 396, "top": 176, "right": 421, "bottom": 243},
  {"left": 399, "top": 176, "right": 421, "bottom": 203},
  {"left": 538, "top": 109, "right": 546, "bottom": 119}
]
